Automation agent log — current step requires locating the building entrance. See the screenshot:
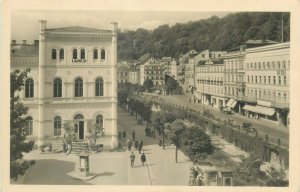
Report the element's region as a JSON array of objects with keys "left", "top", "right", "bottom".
[{"left": 79, "top": 121, "right": 84, "bottom": 140}]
